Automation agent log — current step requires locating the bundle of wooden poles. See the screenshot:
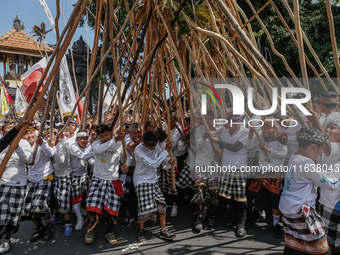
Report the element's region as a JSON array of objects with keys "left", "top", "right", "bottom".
[{"left": 0, "top": 0, "right": 339, "bottom": 190}]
